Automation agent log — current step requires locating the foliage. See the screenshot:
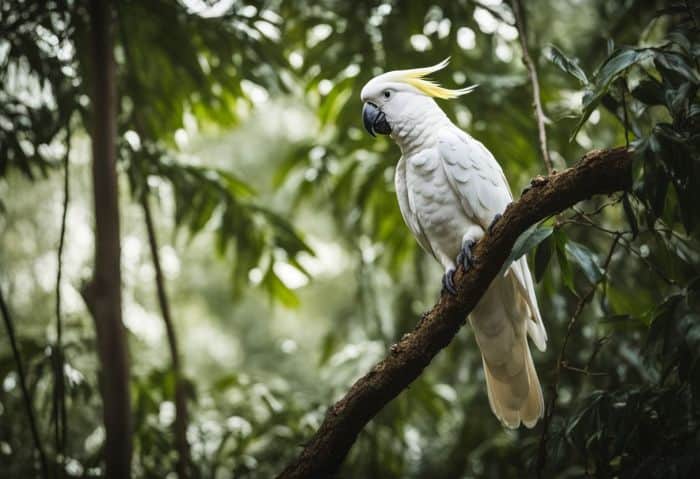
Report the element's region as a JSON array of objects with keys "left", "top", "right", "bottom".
[{"left": 1, "top": 0, "right": 700, "bottom": 478}]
